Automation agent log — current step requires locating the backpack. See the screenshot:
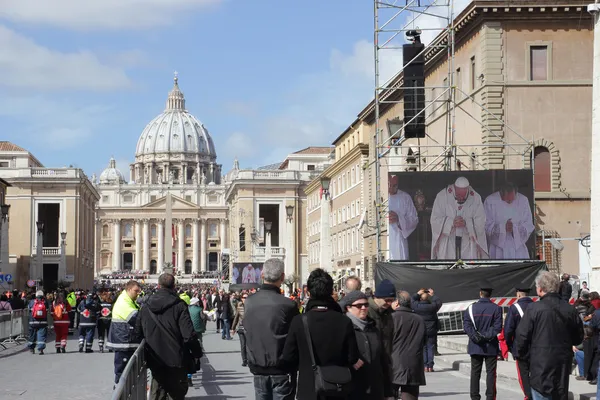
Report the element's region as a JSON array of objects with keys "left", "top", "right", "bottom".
[{"left": 32, "top": 299, "right": 47, "bottom": 320}]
